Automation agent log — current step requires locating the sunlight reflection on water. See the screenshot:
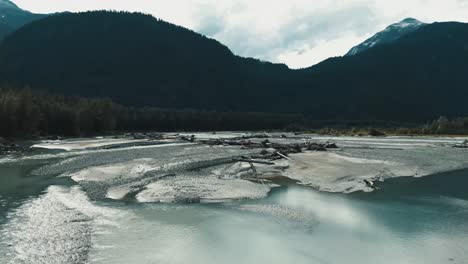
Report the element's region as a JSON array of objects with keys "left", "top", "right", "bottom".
[{"left": 1, "top": 136, "right": 467, "bottom": 264}]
